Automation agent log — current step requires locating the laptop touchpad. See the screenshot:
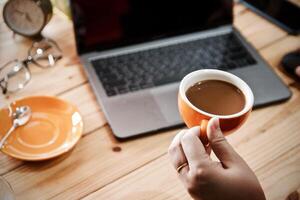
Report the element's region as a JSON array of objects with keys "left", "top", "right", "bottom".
[
  {"left": 104, "top": 91, "right": 167, "bottom": 137},
  {"left": 151, "top": 83, "right": 182, "bottom": 125}
]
